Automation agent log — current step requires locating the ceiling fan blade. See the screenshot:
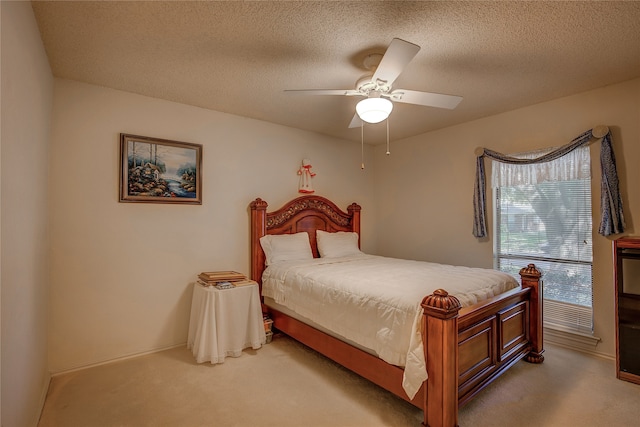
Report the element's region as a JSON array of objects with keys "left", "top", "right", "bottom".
[
  {"left": 389, "top": 89, "right": 463, "bottom": 109},
  {"left": 348, "top": 113, "right": 363, "bottom": 128},
  {"left": 284, "top": 89, "right": 361, "bottom": 96},
  {"left": 371, "top": 38, "right": 420, "bottom": 87}
]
